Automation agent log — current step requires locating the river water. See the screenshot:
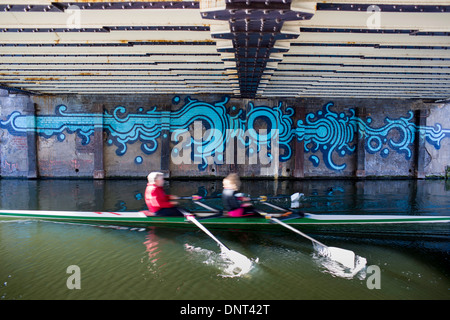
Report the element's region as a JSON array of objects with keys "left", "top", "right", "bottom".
[{"left": 0, "top": 178, "right": 449, "bottom": 300}]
